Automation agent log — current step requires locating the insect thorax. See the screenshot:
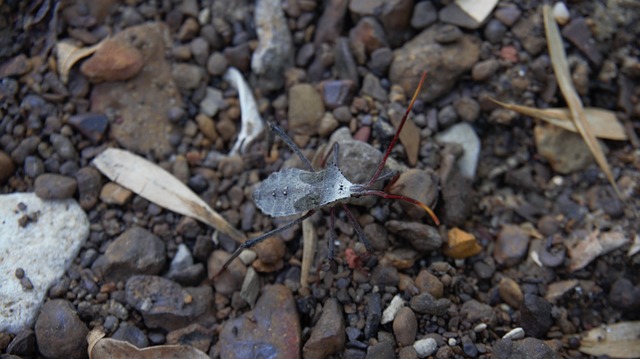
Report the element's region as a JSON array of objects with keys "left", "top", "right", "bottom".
[{"left": 253, "top": 165, "right": 354, "bottom": 217}]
